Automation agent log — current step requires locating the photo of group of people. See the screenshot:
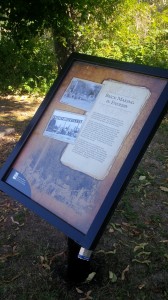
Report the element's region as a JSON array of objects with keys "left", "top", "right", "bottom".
[
  {"left": 60, "top": 77, "right": 102, "bottom": 111},
  {"left": 43, "top": 78, "right": 102, "bottom": 144},
  {"left": 43, "top": 110, "right": 85, "bottom": 143}
]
